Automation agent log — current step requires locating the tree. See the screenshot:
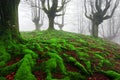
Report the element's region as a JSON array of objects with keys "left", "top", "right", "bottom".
[
  {"left": 84, "top": 0, "right": 119, "bottom": 37},
  {"left": 30, "top": 0, "right": 44, "bottom": 31},
  {"left": 0, "top": 1, "right": 38, "bottom": 79},
  {"left": 0, "top": 0, "right": 21, "bottom": 41},
  {"left": 41, "top": 0, "right": 70, "bottom": 30},
  {"left": 100, "top": 15, "right": 120, "bottom": 40},
  {"left": 54, "top": 5, "right": 66, "bottom": 30}
]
